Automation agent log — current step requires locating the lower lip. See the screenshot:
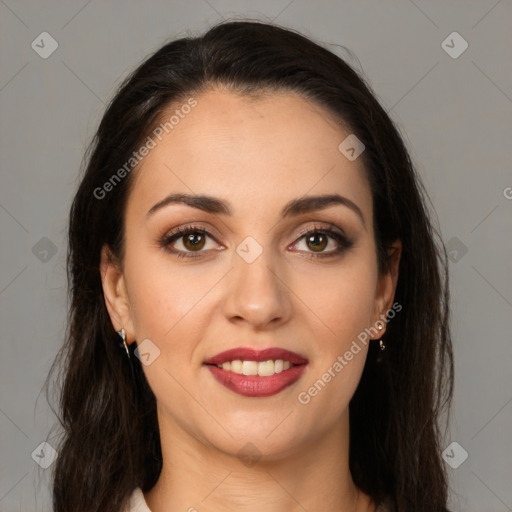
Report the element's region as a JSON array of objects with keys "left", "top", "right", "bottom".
[{"left": 205, "top": 364, "right": 307, "bottom": 397}]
